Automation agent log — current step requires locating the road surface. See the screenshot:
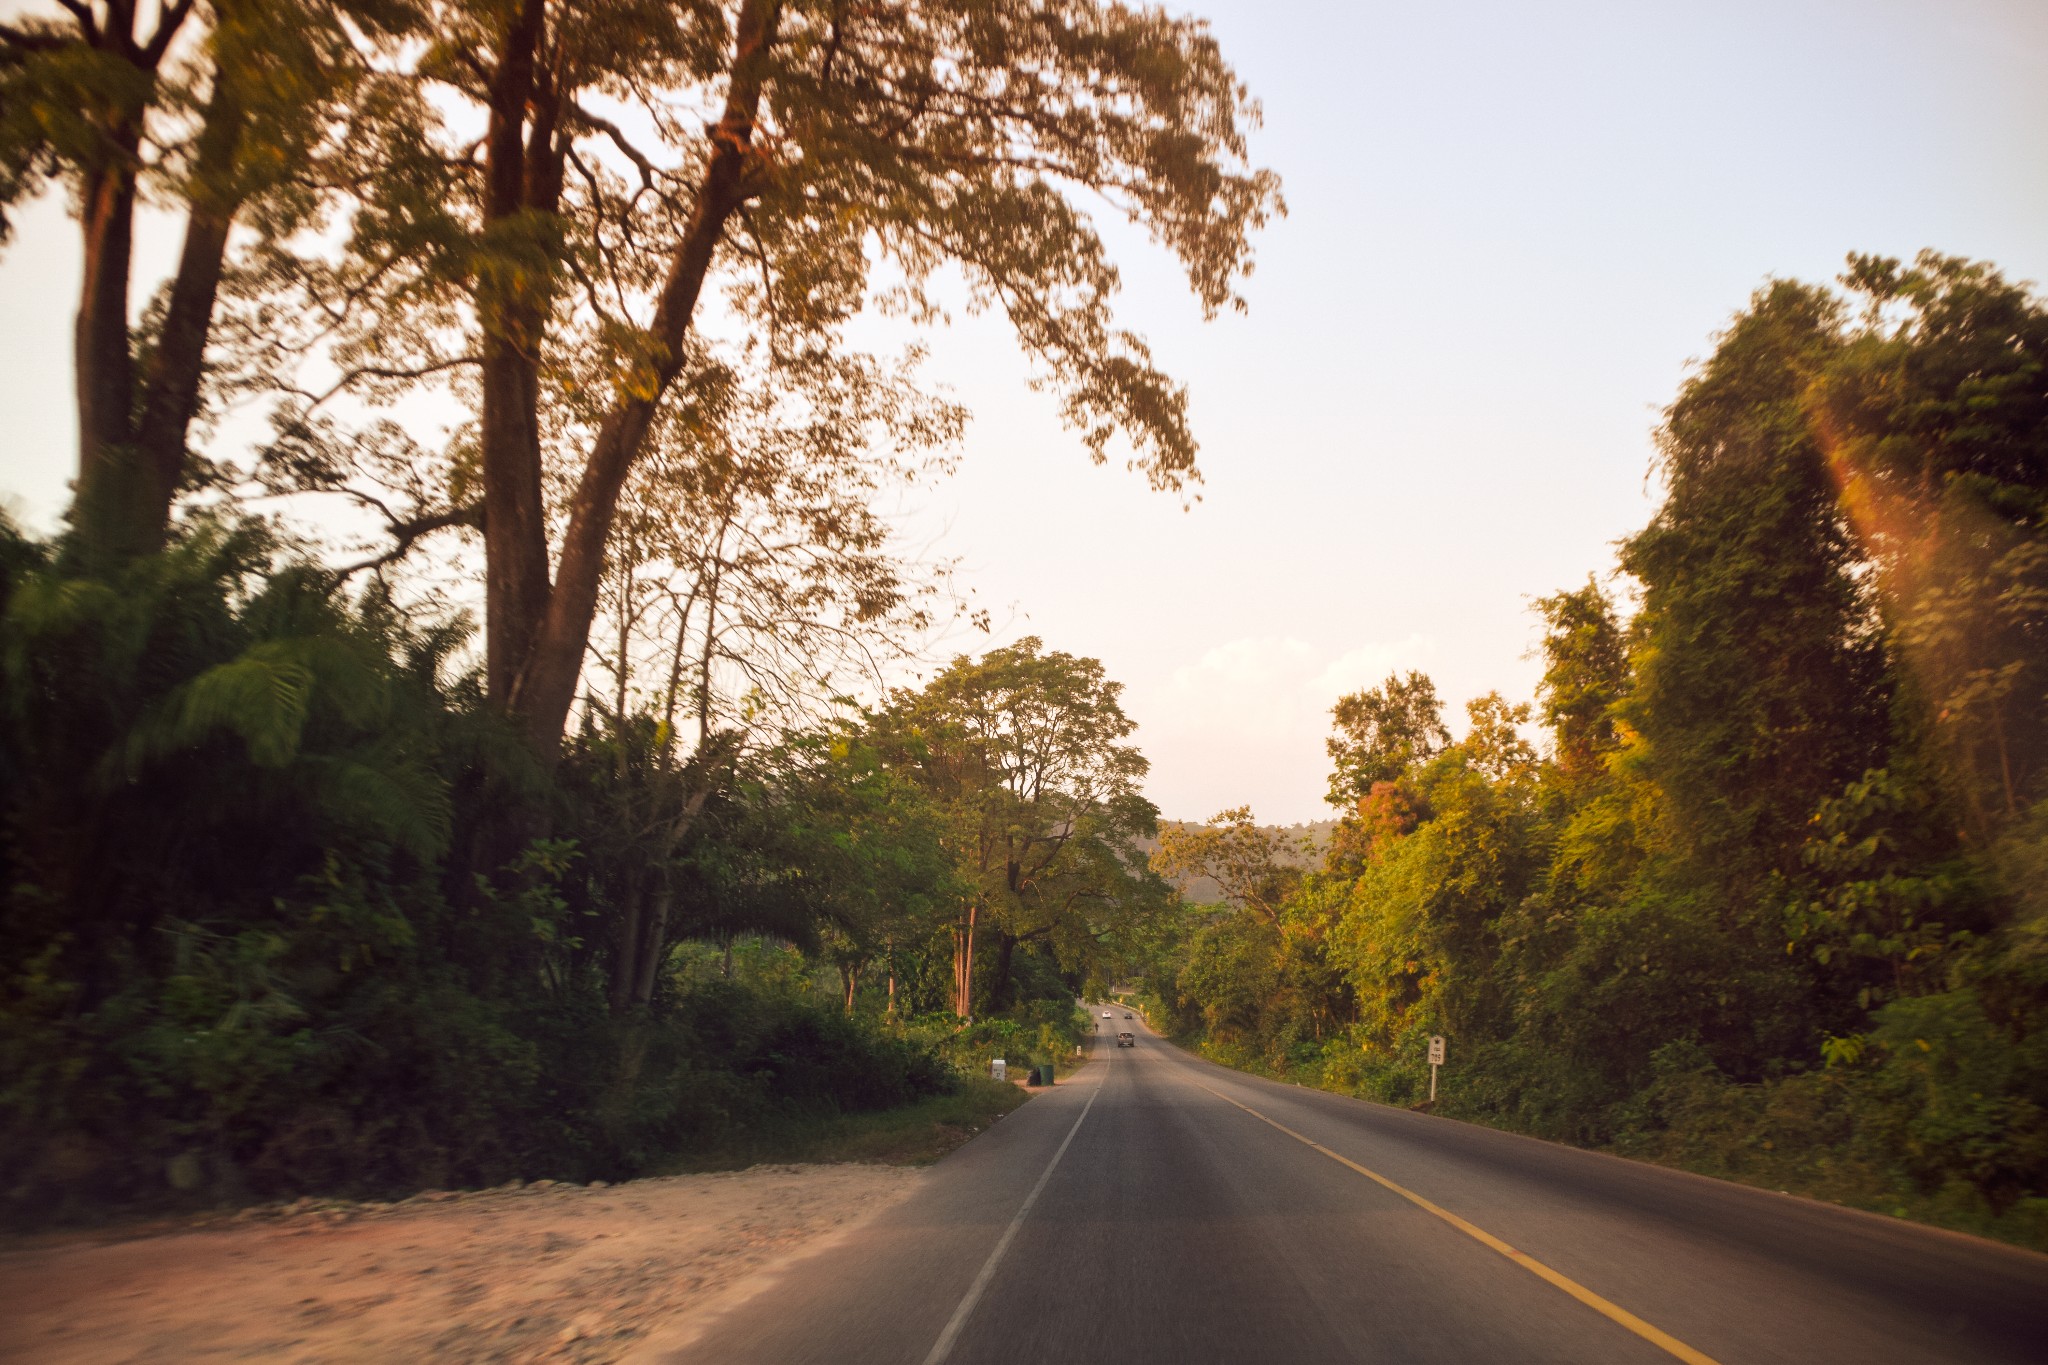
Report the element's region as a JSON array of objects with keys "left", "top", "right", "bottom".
[{"left": 661, "top": 1007, "right": 2048, "bottom": 1364}]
